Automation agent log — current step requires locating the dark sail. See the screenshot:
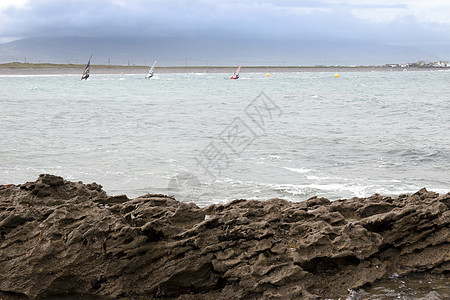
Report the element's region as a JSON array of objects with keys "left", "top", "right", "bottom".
[{"left": 81, "top": 55, "right": 92, "bottom": 80}]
